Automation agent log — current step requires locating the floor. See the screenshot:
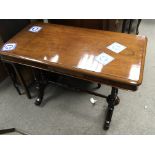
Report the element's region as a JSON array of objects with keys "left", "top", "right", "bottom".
[{"left": 0, "top": 19, "right": 155, "bottom": 135}]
